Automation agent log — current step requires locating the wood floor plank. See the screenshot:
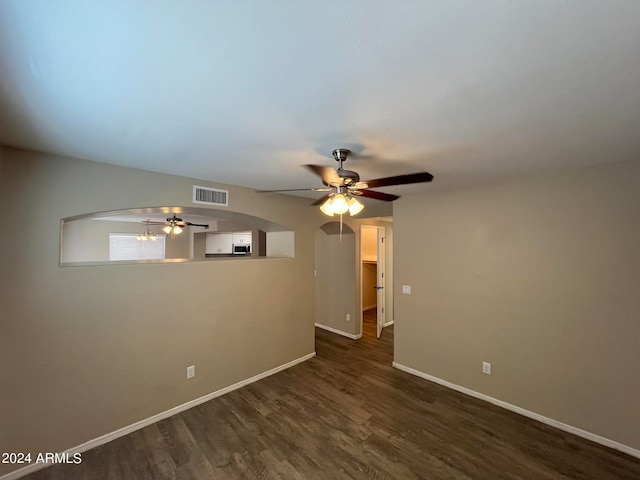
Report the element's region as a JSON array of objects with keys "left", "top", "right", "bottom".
[{"left": 21, "top": 317, "right": 640, "bottom": 479}]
